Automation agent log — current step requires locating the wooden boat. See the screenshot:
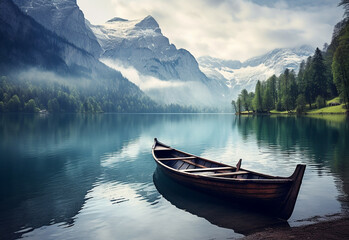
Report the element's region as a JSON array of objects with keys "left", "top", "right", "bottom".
[{"left": 152, "top": 138, "right": 306, "bottom": 220}]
